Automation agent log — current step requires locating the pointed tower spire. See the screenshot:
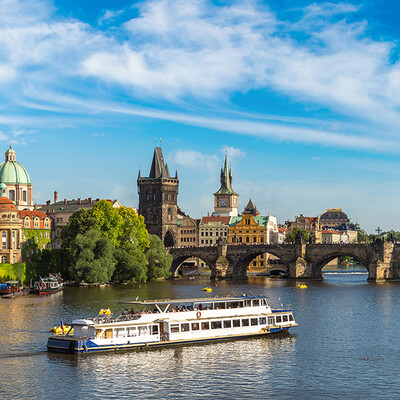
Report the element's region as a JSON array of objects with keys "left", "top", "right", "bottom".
[{"left": 215, "top": 153, "right": 236, "bottom": 195}]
